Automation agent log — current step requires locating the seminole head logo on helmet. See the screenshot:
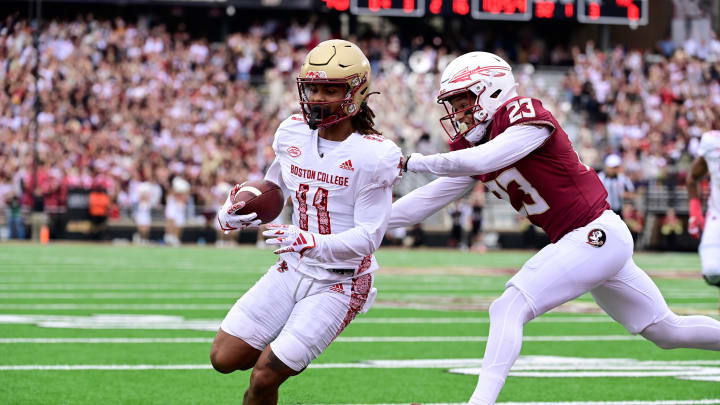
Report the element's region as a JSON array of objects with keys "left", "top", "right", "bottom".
[
  {"left": 297, "top": 40, "right": 372, "bottom": 130},
  {"left": 437, "top": 52, "right": 518, "bottom": 144}
]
